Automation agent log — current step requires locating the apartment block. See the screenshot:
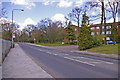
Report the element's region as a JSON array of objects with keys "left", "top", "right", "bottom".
[
  {"left": 64, "top": 22, "right": 120, "bottom": 43},
  {"left": 90, "top": 22, "right": 120, "bottom": 41}
]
